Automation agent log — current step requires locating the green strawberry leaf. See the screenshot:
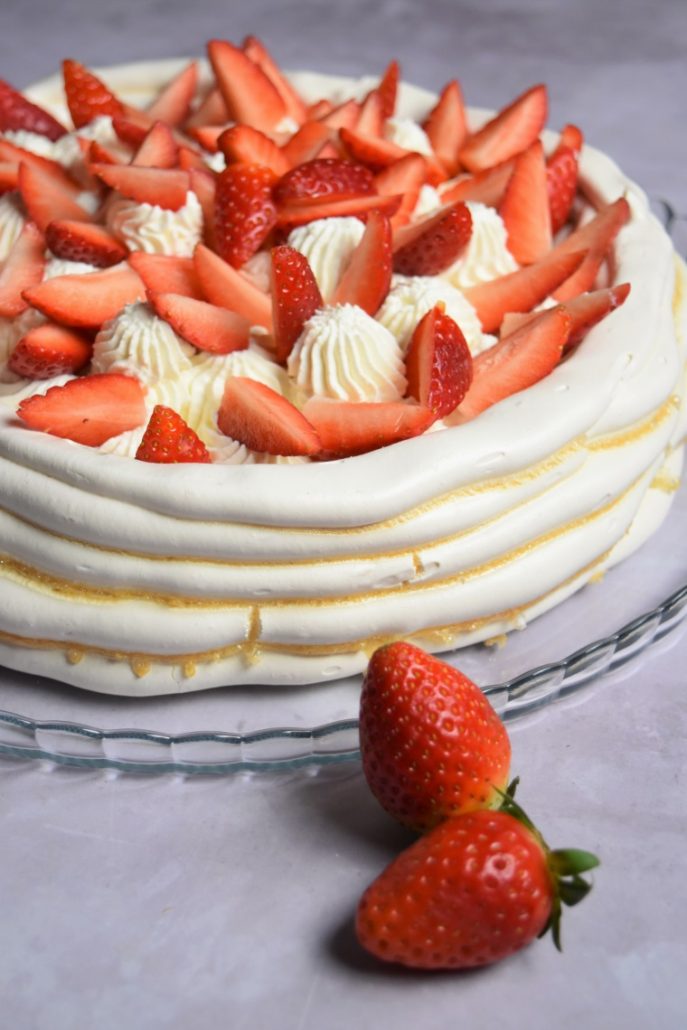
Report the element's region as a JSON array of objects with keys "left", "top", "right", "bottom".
[{"left": 550, "top": 848, "right": 600, "bottom": 876}]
